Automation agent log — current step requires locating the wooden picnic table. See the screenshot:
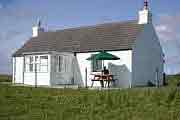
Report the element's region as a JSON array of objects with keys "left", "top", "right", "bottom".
[{"left": 91, "top": 74, "right": 115, "bottom": 88}]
